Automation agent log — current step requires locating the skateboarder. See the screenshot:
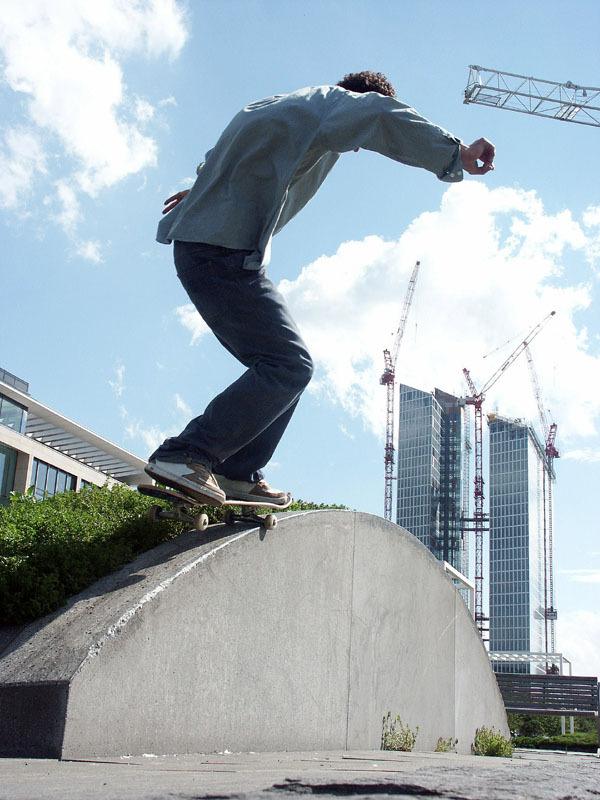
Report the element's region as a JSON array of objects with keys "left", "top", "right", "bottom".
[{"left": 145, "top": 71, "right": 495, "bottom": 506}]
